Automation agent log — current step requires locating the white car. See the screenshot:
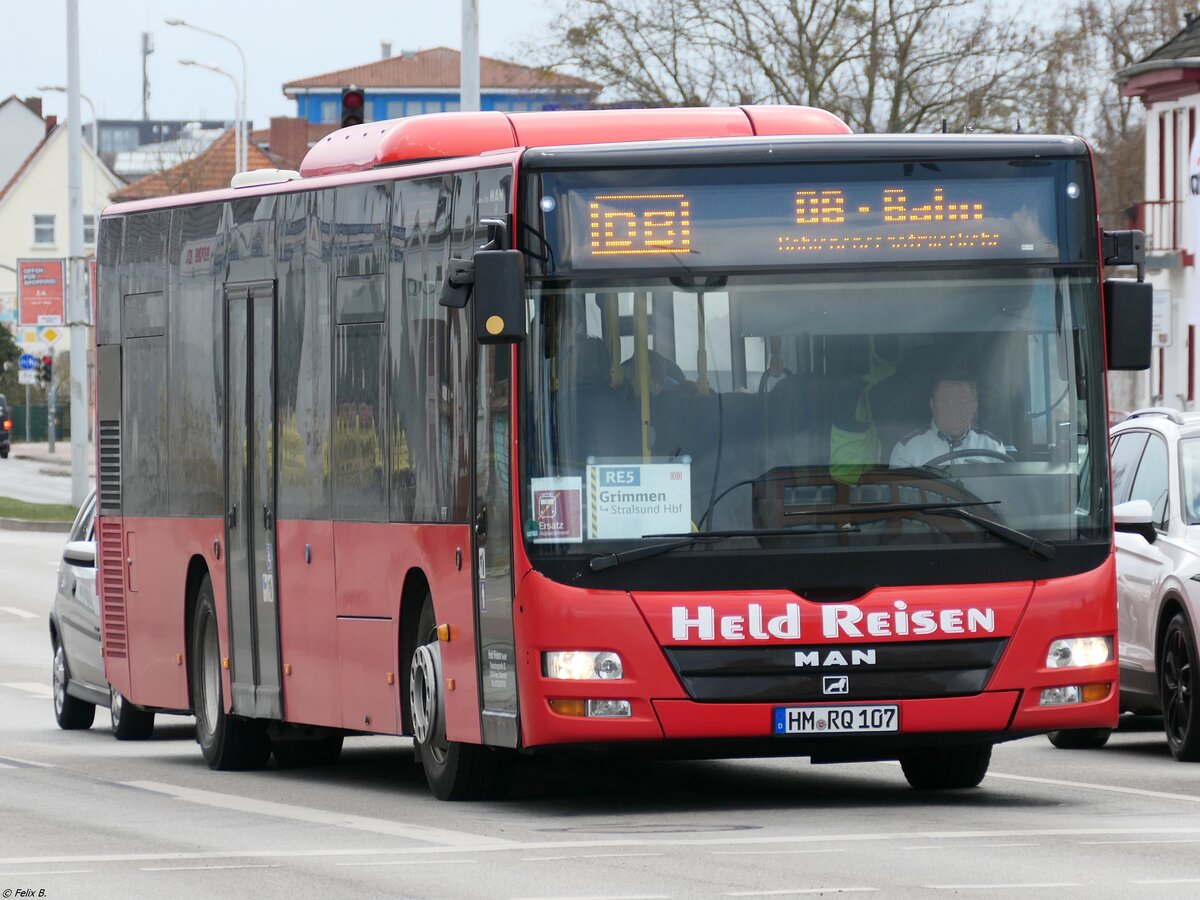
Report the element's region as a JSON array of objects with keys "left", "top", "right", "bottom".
[
  {"left": 1052, "top": 407, "right": 1200, "bottom": 759},
  {"left": 48, "top": 491, "right": 155, "bottom": 739}
]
